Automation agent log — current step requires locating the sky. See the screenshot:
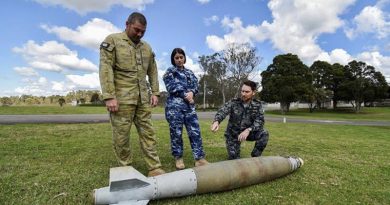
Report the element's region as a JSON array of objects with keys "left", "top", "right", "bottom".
[{"left": 1, "top": 0, "right": 390, "bottom": 97}]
